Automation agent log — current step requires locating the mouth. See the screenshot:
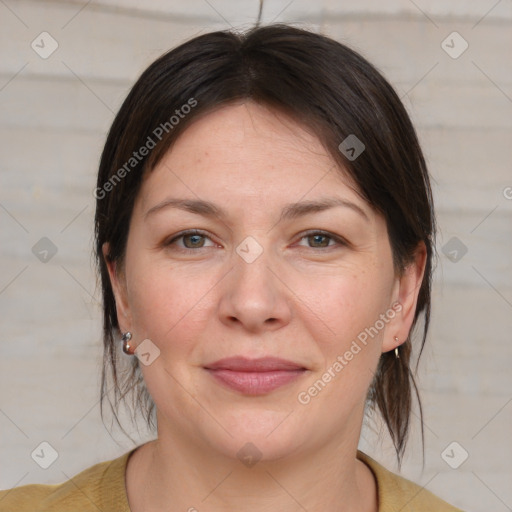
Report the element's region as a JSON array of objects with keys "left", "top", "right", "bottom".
[{"left": 203, "top": 356, "right": 308, "bottom": 395}]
